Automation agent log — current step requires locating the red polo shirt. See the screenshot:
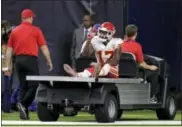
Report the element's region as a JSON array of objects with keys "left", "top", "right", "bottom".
[
  {"left": 122, "top": 39, "right": 144, "bottom": 63},
  {"left": 7, "top": 22, "right": 46, "bottom": 57}
]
